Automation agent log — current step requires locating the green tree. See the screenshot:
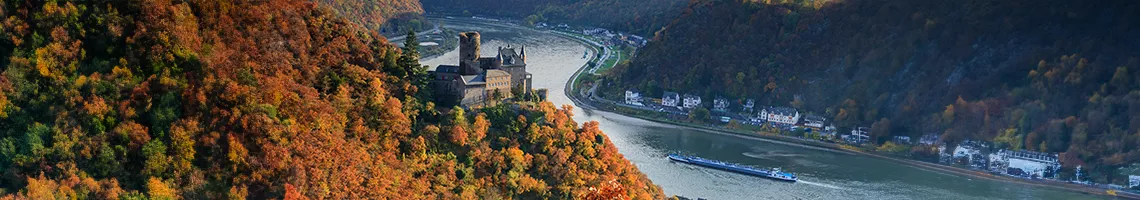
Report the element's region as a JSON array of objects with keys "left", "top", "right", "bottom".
[
  {"left": 142, "top": 140, "right": 170, "bottom": 178},
  {"left": 393, "top": 30, "right": 420, "bottom": 78},
  {"left": 20, "top": 123, "right": 50, "bottom": 162},
  {"left": 689, "top": 108, "right": 710, "bottom": 122},
  {"left": 401, "top": 30, "right": 432, "bottom": 100},
  {"left": 492, "top": 89, "right": 504, "bottom": 102}
]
